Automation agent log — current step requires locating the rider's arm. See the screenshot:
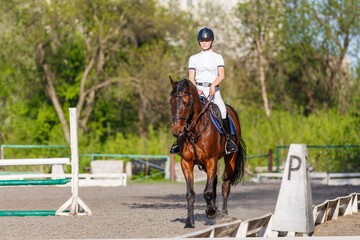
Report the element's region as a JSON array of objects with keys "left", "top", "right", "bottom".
[
  {"left": 189, "top": 69, "right": 203, "bottom": 95},
  {"left": 212, "top": 66, "right": 225, "bottom": 86},
  {"left": 189, "top": 69, "right": 196, "bottom": 86},
  {"left": 209, "top": 66, "right": 225, "bottom": 96}
]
